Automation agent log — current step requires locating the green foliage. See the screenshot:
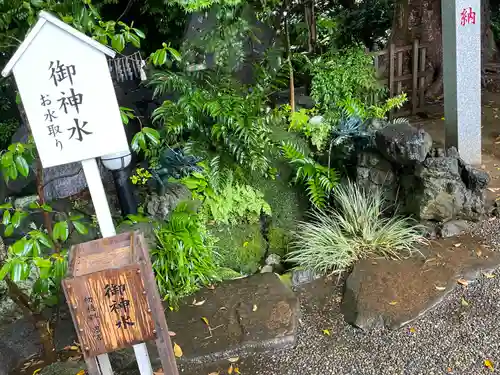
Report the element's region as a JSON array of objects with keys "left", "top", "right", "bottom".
[
  {"left": 150, "top": 68, "right": 275, "bottom": 176},
  {"left": 284, "top": 106, "right": 331, "bottom": 151},
  {"left": 339, "top": 94, "right": 407, "bottom": 120},
  {"left": 306, "top": 46, "right": 385, "bottom": 113},
  {"left": 0, "top": 118, "right": 18, "bottom": 150},
  {"left": 280, "top": 142, "right": 338, "bottom": 209},
  {"left": 120, "top": 107, "right": 135, "bottom": 125},
  {"left": 0, "top": 142, "right": 35, "bottom": 182},
  {"left": 211, "top": 222, "right": 264, "bottom": 275},
  {"left": 177, "top": 159, "right": 271, "bottom": 225},
  {"left": 167, "top": 0, "right": 242, "bottom": 12},
  {"left": 268, "top": 227, "right": 292, "bottom": 257},
  {"left": 0, "top": 202, "right": 89, "bottom": 311},
  {"left": 130, "top": 168, "right": 152, "bottom": 186},
  {"left": 287, "top": 182, "right": 426, "bottom": 275},
  {"left": 149, "top": 42, "right": 181, "bottom": 68},
  {"left": 152, "top": 202, "right": 219, "bottom": 304}
]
